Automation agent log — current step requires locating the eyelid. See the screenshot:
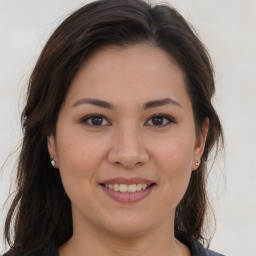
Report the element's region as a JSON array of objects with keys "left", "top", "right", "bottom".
[
  {"left": 80, "top": 114, "right": 111, "bottom": 127},
  {"left": 145, "top": 113, "right": 176, "bottom": 127}
]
